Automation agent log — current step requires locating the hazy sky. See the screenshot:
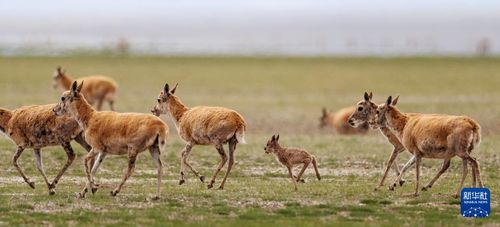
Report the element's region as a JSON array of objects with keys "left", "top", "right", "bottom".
[{"left": 1, "top": 0, "right": 499, "bottom": 55}]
